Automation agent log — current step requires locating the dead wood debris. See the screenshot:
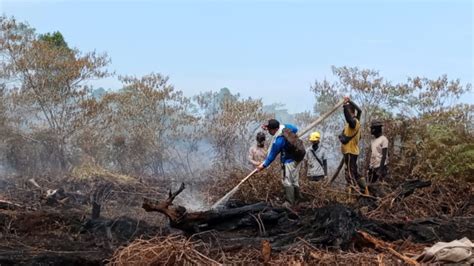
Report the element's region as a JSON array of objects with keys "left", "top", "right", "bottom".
[{"left": 110, "top": 234, "right": 427, "bottom": 265}]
